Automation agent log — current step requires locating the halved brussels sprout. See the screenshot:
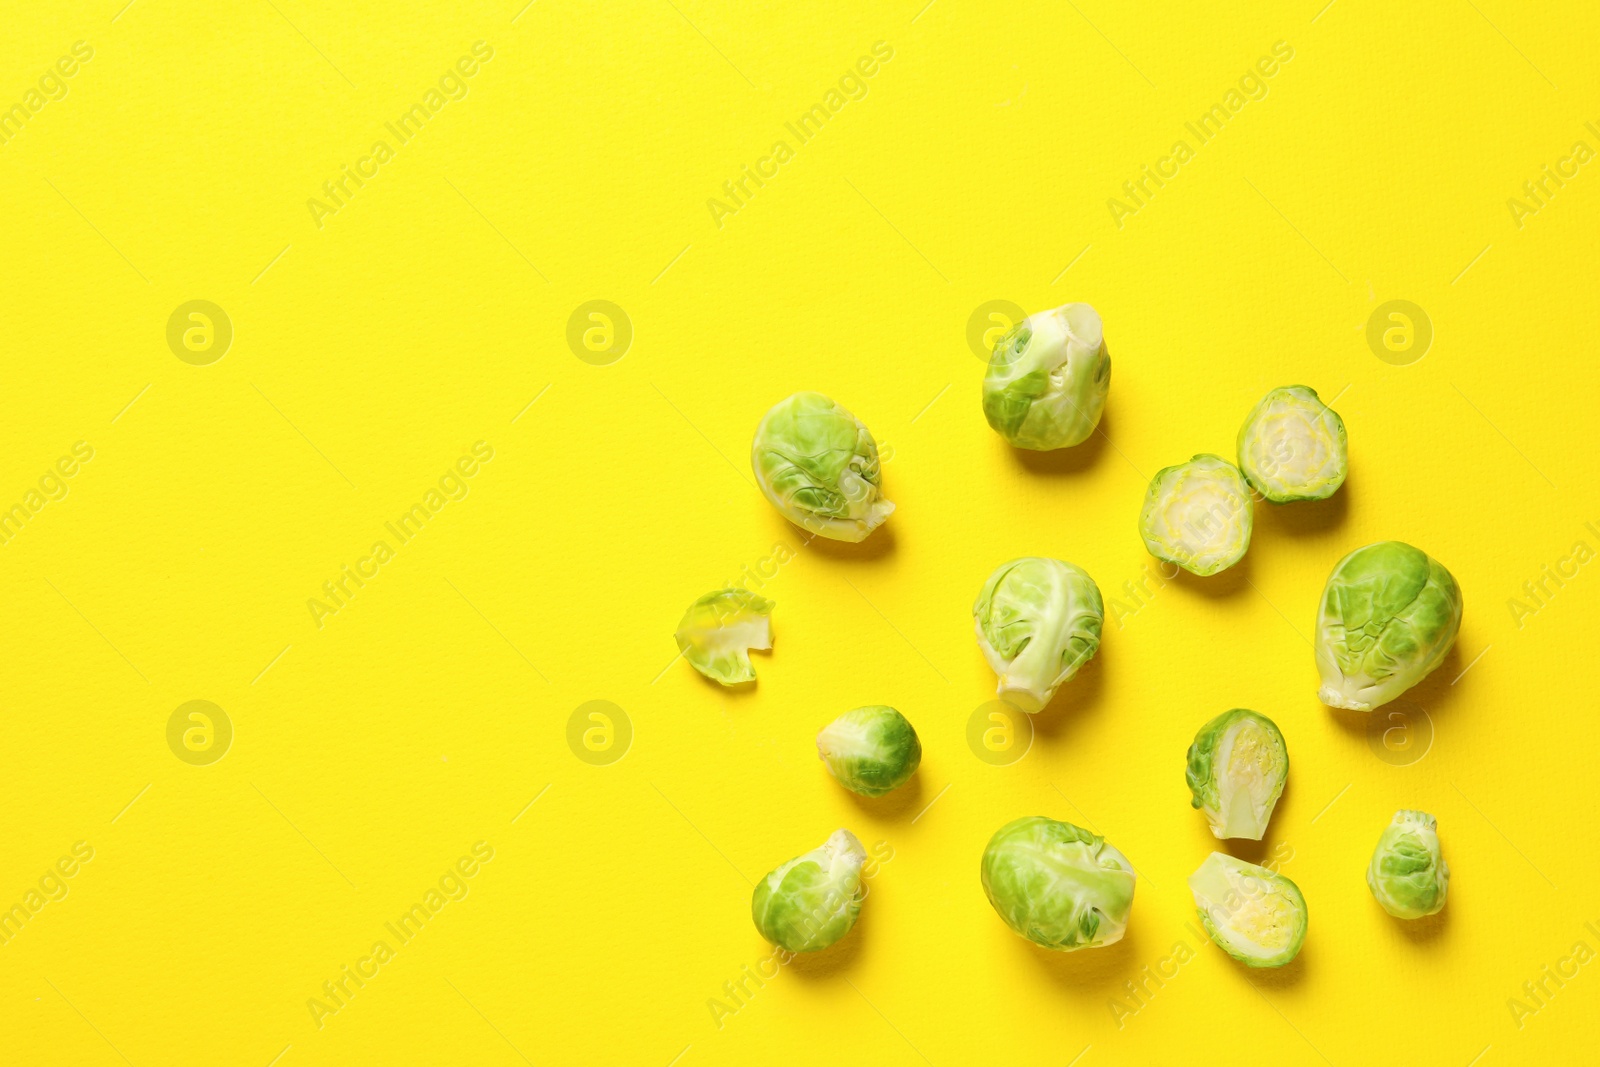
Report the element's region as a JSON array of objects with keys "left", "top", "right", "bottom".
[
  {"left": 973, "top": 558, "right": 1103, "bottom": 713},
  {"left": 1367, "top": 810, "right": 1449, "bottom": 919},
  {"left": 674, "top": 588, "right": 773, "bottom": 685},
  {"left": 982, "top": 303, "right": 1110, "bottom": 450},
  {"left": 1237, "top": 386, "right": 1348, "bottom": 502},
  {"left": 751, "top": 829, "right": 866, "bottom": 952},
  {"left": 1186, "top": 710, "right": 1288, "bottom": 841},
  {"left": 817, "top": 706, "right": 922, "bottom": 797},
  {"left": 981, "top": 816, "right": 1136, "bottom": 951},
  {"left": 1188, "top": 852, "right": 1307, "bottom": 968},
  {"left": 1315, "top": 541, "right": 1463, "bottom": 711},
  {"left": 1138, "top": 455, "right": 1253, "bottom": 576},
  {"left": 751, "top": 392, "right": 893, "bottom": 542}
]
